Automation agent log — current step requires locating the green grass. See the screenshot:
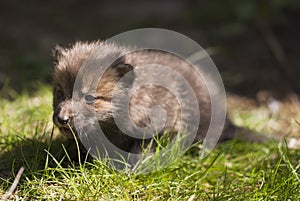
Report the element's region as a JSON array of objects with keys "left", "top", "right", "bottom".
[{"left": 0, "top": 85, "right": 300, "bottom": 200}]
